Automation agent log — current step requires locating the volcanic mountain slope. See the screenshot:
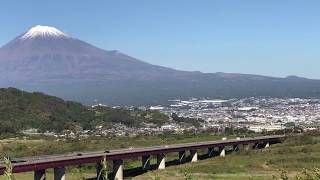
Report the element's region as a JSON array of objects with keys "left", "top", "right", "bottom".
[
  {"left": 0, "top": 25, "right": 186, "bottom": 81},
  {"left": 1, "top": 25, "right": 320, "bottom": 105}
]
